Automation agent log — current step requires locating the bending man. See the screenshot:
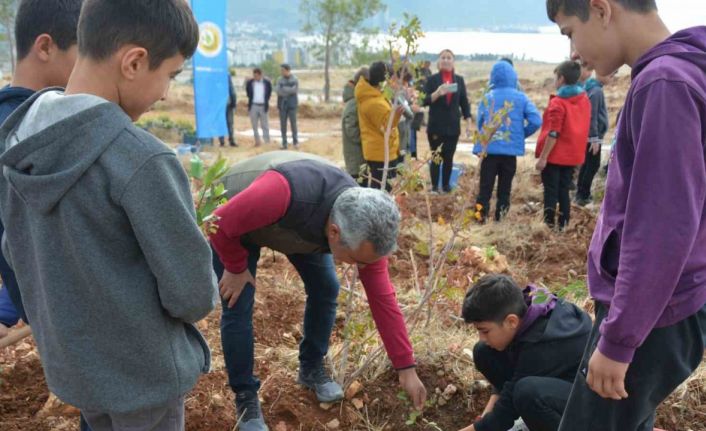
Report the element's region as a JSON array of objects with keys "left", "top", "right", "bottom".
[{"left": 210, "top": 151, "right": 427, "bottom": 431}]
